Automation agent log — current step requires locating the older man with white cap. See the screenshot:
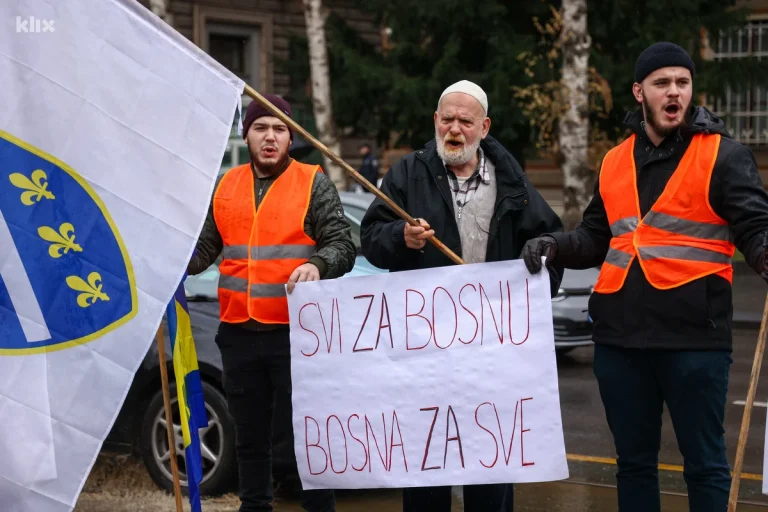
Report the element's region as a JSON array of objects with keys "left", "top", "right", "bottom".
[{"left": 361, "top": 80, "right": 564, "bottom": 512}]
